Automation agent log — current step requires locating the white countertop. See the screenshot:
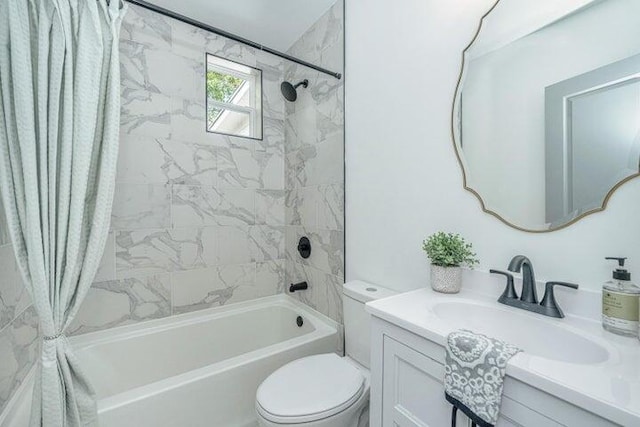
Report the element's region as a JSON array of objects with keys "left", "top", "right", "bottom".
[{"left": 366, "top": 287, "right": 640, "bottom": 426}]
